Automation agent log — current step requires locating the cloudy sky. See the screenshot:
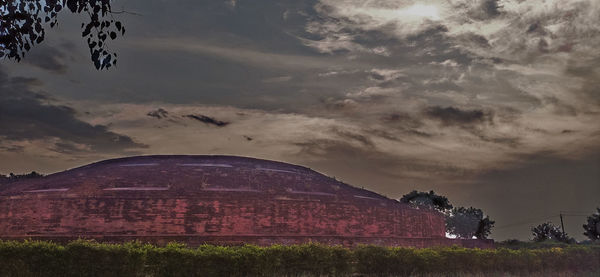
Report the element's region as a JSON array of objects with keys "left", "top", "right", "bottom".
[{"left": 1, "top": 0, "right": 599, "bottom": 240}]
